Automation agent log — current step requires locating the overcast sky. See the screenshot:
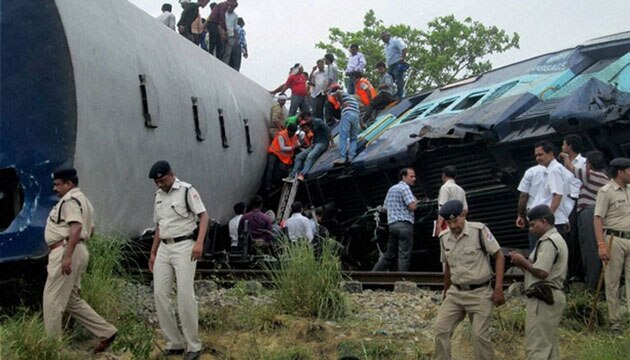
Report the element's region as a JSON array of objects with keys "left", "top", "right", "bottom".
[{"left": 127, "top": 0, "right": 627, "bottom": 90}]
